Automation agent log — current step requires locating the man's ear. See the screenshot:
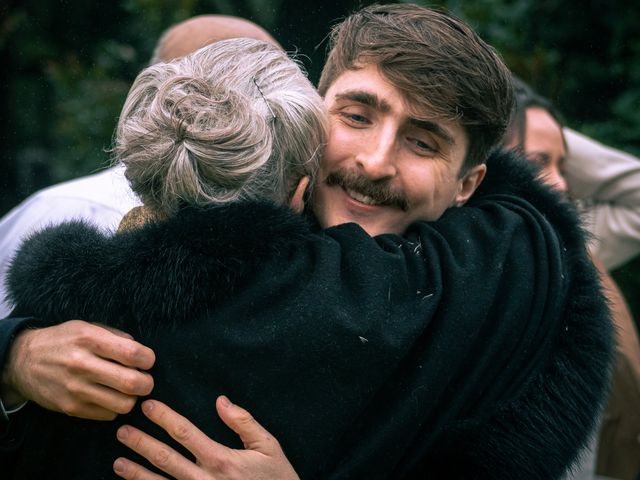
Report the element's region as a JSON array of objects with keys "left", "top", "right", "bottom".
[
  {"left": 288, "top": 177, "right": 310, "bottom": 214},
  {"left": 454, "top": 164, "right": 486, "bottom": 206}
]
